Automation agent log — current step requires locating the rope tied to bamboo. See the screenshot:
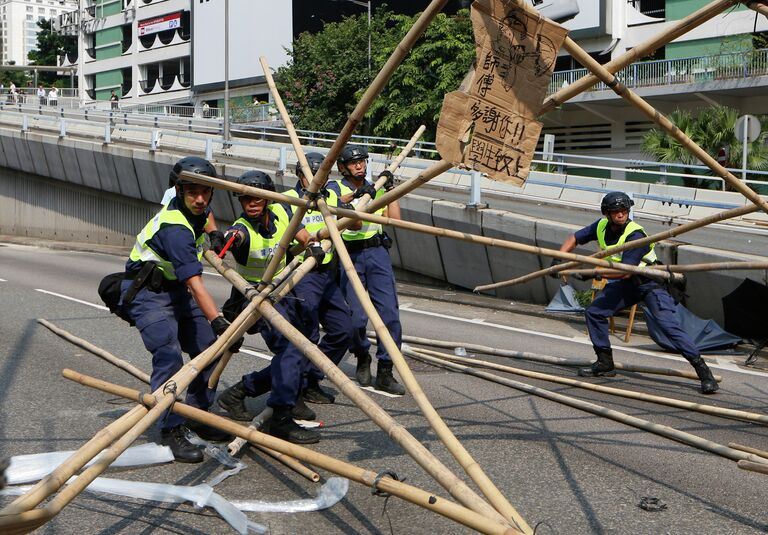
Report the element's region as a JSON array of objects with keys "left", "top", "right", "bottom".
[
  {"left": 371, "top": 470, "right": 405, "bottom": 497},
  {"left": 160, "top": 381, "right": 178, "bottom": 426},
  {"left": 302, "top": 188, "right": 328, "bottom": 212}
]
